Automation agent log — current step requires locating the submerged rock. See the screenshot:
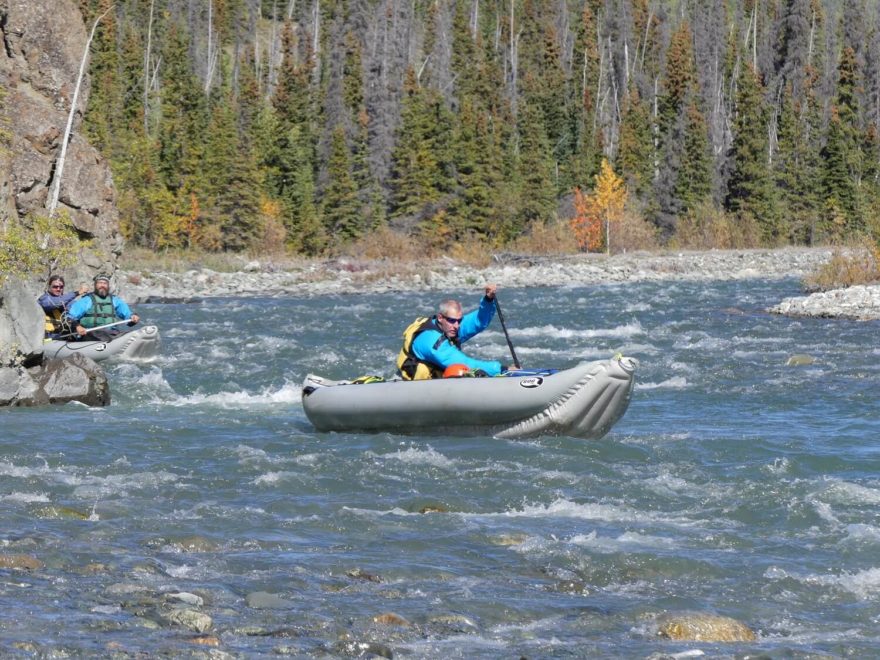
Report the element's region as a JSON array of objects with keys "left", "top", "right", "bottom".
[
  {"left": 0, "top": 553, "right": 43, "bottom": 570},
  {"left": 32, "top": 504, "right": 91, "bottom": 520},
  {"left": 346, "top": 567, "right": 382, "bottom": 583},
  {"left": 245, "top": 591, "right": 295, "bottom": 609},
  {"left": 657, "top": 612, "right": 756, "bottom": 642},
  {"left": 162, "top": 607, "right": 213, "bottom": 633},
  {"left": 786, "top": 354, "right": 816, "bottom": 366},
  {"left": 372, "top": 613, "right": 411, "bottom": 627}
]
